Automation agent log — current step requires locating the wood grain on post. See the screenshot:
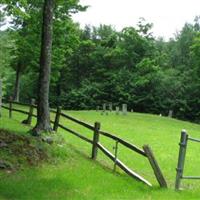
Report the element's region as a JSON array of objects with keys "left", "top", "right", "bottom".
[
  {"left": 91, "top": 122, "right": 101, "bottom": 160},
  {"left": 113, "top": 140, "right": 119, "bottom": 172},
  {"left": 53, "top": 106, "right": 62, "bottom": 132},
  {"left": 9, "top": 97, "right": 13, "bottom": 118},
  {"left": 143, "top": 145, "right": 167, "bottom": 188},
  {"left": 175, "top": 130, "right": 188, "bottom": 190}
]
